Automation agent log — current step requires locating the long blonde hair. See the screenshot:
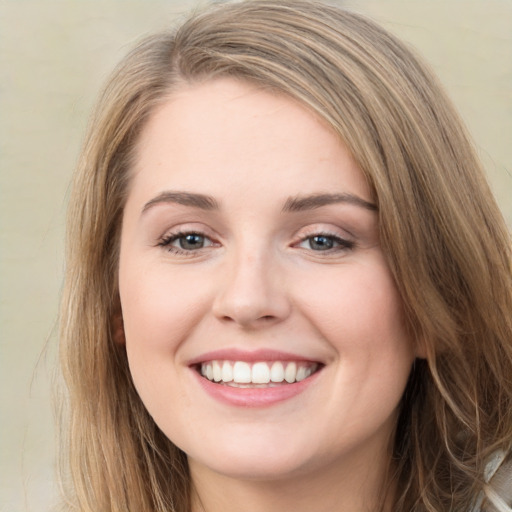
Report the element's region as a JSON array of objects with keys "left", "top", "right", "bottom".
[{"left": 60, "top": 1, "right": 512, "bottom": 510}]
